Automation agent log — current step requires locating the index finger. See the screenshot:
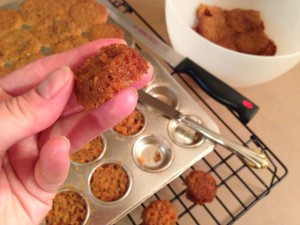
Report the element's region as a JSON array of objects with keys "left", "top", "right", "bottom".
[{"left": 0, "top": 38, "right": 126, "bottom": 96}]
